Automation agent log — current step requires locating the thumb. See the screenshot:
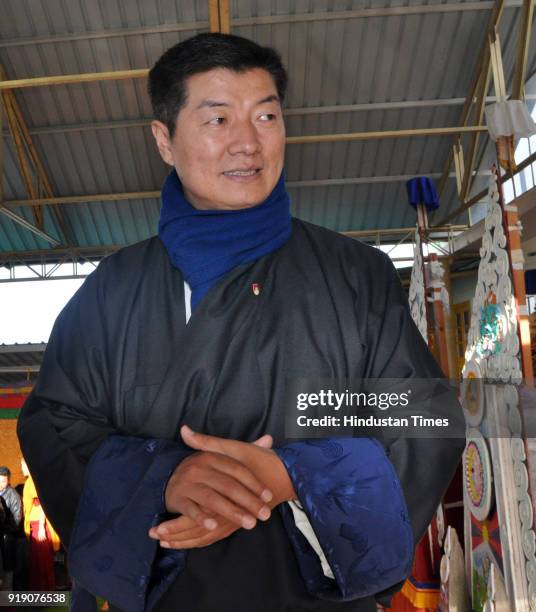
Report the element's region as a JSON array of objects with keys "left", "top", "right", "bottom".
[
  {"left": 180, "top": 425, "right": 212, "bottom": 451},
  {"left": 252, "top": 434, "right": 273, "bottom": 449}
]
